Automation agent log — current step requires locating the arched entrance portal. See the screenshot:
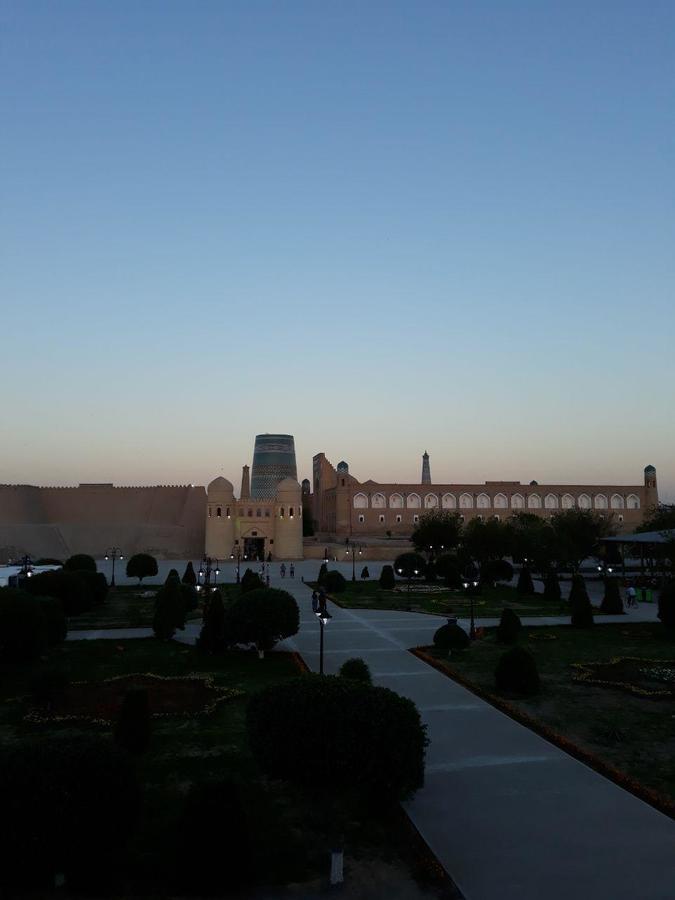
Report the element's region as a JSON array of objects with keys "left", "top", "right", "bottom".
[{"left": 240, "top": 526, "right": 274, "bottom": 561}]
